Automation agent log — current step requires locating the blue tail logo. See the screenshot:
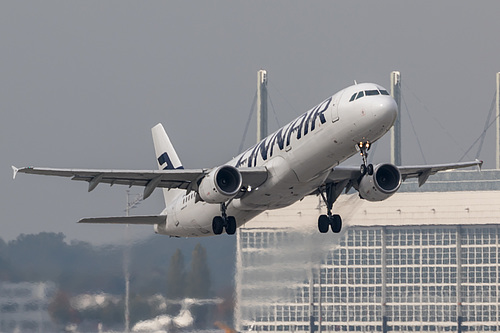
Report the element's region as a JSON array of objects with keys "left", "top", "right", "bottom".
[{"left": 158, "top": 152, "right": 184, "bottom": 170}]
